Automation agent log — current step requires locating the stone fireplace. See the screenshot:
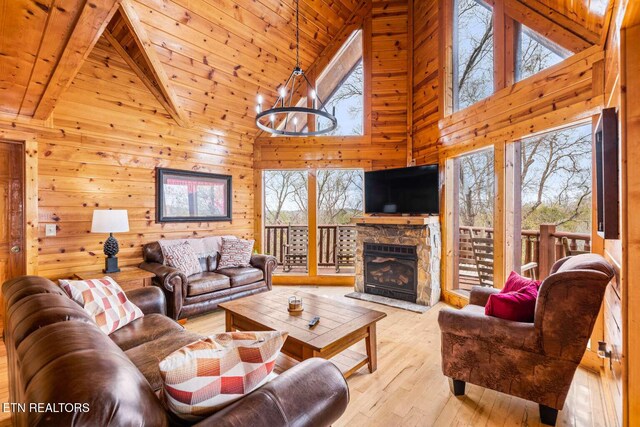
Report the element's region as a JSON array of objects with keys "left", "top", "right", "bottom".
[{"left": 352, "top": 216, "right": 441, "bottom": 306}]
